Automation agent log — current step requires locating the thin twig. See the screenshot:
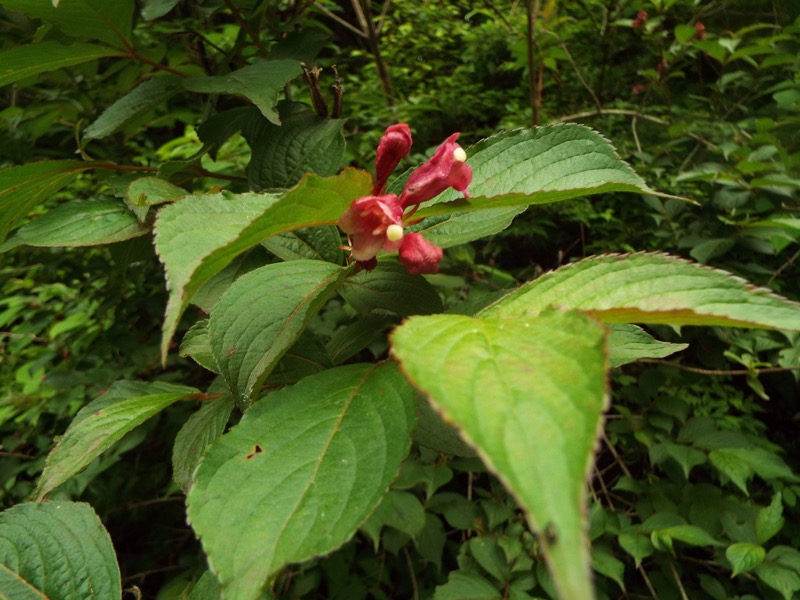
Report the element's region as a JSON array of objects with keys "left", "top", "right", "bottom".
[
  {"left": 668, "top": 558, "right": 690, "bottom": 600},
  {"left": 768, "top": 247, "right": 800, "bottom": 286},
  {"left": 403, "top": 546, "right": 420, "bottom": 600},
  {"left": 313, "top": 2, "right": 367, "bottom": 37},
  {"left": 636, "top": 359, "right": 800, "bottom": 376},
  {"left": 224, "top": 0, "right": 269, "bottom": 56}
]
